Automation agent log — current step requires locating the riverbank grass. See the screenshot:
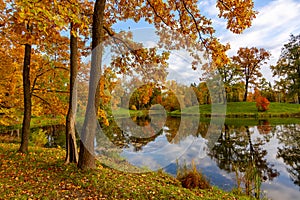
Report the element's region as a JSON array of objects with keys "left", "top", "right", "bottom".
[
  {"left": 171, "top": 102, "right": 300, "bottom": 117},
  {"left": 0, "top": 143, "right": 251, "bottom": 199}
]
